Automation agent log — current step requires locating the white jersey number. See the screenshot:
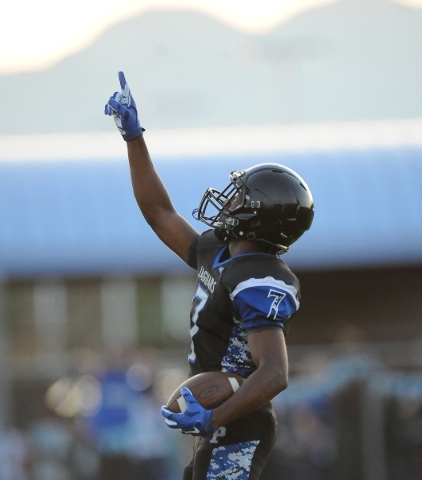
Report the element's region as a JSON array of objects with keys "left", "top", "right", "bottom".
[{"left": 188, "top": 285, "right": 209, "bottom": 363}]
